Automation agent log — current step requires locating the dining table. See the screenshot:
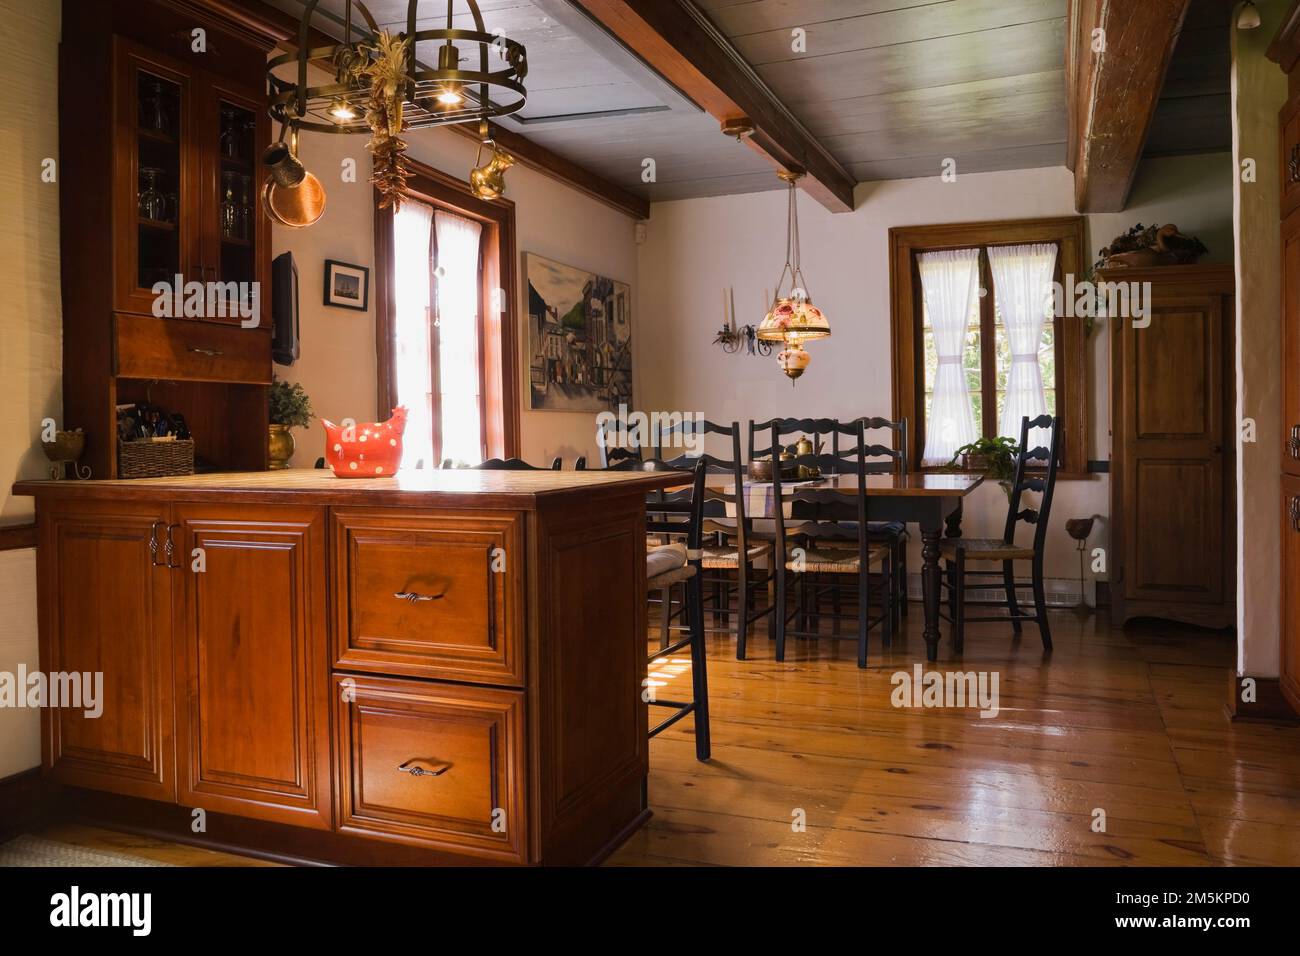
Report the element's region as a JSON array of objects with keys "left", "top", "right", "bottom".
[{"left": 701, "top": 471, "right": 984, "bottom": 661}]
